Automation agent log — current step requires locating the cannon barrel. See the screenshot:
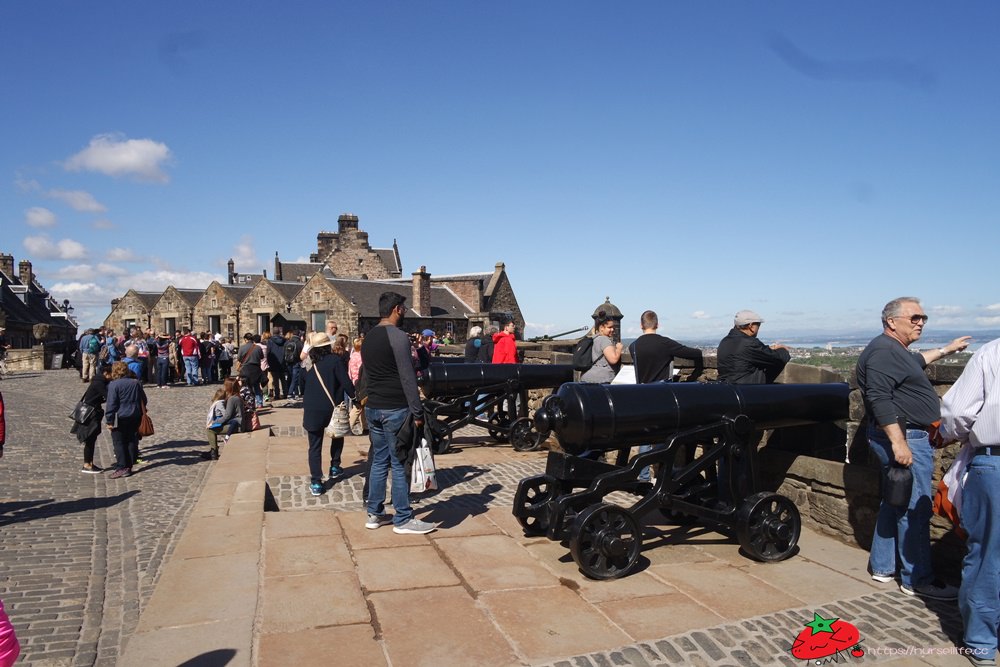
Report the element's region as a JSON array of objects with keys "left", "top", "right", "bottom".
[
  {"left": 420, "top": 363, "right": 575, "bottom": 398},
  {"left": 534, "top": 382, "right": 850, "bottom": 454}
]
